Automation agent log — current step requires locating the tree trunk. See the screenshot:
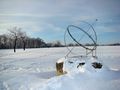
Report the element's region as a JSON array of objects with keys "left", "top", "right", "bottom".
[
  {"left": 14, "top": 38, "right": 17, "bottom": 52},
  {"left": 23, "top": 40, "right": 26, "bottom": 51}
]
